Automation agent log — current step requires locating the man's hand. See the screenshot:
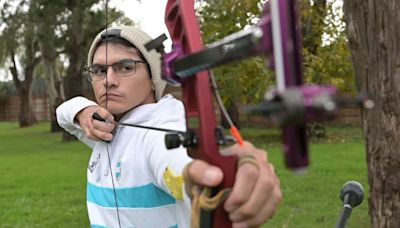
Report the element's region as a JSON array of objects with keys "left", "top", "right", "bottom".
[
  {"left": 185, "top": 141, "right": 282, "bottom": 228},
  {"left": 75, "top": 106, "right": 116, "bottom": 141}
]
